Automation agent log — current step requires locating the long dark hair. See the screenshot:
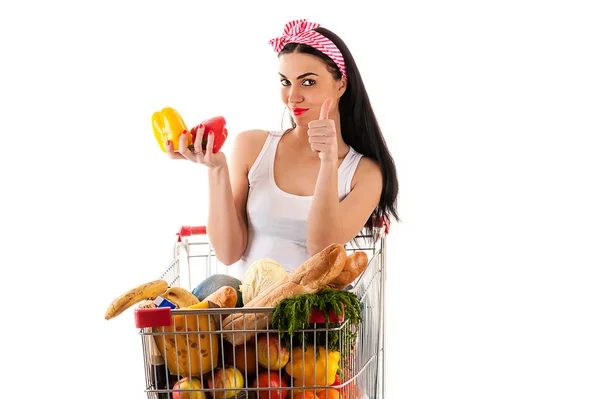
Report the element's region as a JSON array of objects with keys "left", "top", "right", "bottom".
[{"left": 278, "top": 27, "right": 400, "bottom": 235}]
